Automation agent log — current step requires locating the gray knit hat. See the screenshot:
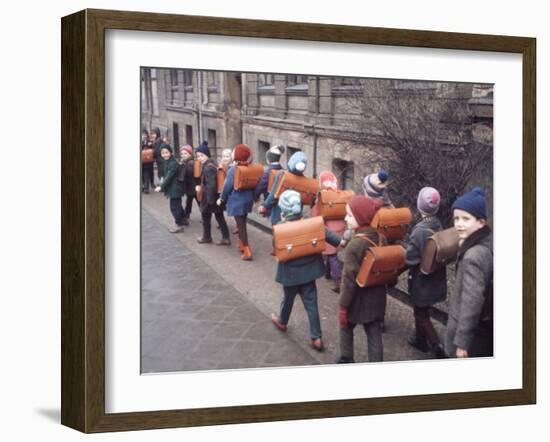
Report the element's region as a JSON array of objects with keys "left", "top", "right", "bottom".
[{"left": 417, "top": 187, "right": 441, "bottom": 216}]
